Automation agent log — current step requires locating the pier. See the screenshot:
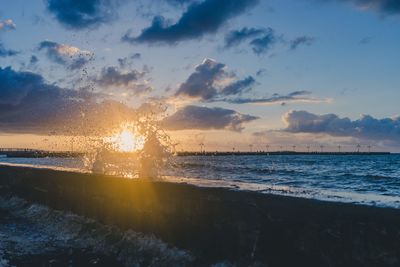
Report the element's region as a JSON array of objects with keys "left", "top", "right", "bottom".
[{"left": 0, "top": 148, "right": 84, "bottom": 158}]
